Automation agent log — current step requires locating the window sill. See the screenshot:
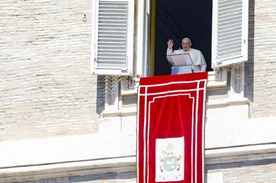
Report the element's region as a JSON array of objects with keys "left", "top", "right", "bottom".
[
  {"left": 121, "top": 71, "right": 227, "bottom": 96},
  {"left": 101, "top": 107, "right": 137, "bottom": 118}
]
